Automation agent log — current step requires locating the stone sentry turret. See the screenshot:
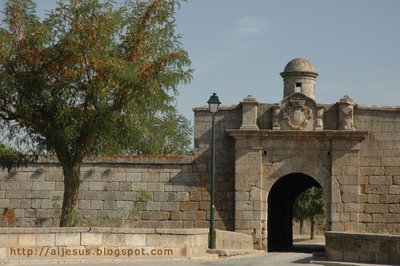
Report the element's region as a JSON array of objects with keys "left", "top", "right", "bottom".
[
  {"left": 273, "top": 58, "right": 324, "bottom": 131},
  {"left": 280, "top": 58, "right": 318, "bottom": 100},
  {"left": 239, "top": 58, "right": 355, "bottom": 131}
]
